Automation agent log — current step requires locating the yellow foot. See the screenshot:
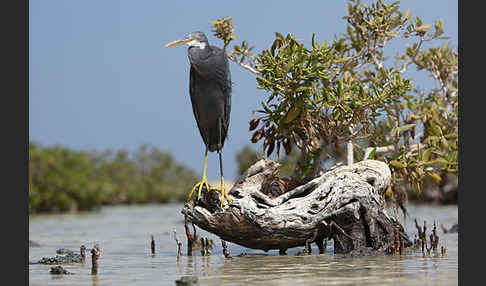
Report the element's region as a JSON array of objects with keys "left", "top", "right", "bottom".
[
  {"left": 211, "top": 184, "right": 232, "bottom": 208},
  {"left": 187, "top": 177, "right": 211, "bottom": 201},
  {"left": 187, "top": 177, "right": 232, "bottom": 208}
]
